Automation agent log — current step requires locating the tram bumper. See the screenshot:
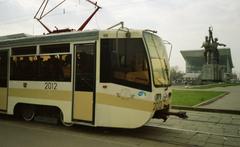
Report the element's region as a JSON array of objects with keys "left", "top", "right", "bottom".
[{"left": 153, "top": 105, "right": 188, "bottom": 122}]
